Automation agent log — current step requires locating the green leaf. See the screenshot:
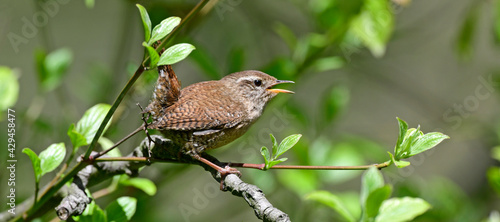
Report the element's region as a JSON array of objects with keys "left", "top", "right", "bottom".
[
  {"left": 322, "top": 85, "right": 350, "bottom": 124},
  {"left": 78, "top": 208, "right": 106, "bottom": 222},
  {"left": 495, "top": 0, "right": 500, "bottom": 44},
  {"left": 361, "top": 166, "right": 384, "bottom": 206},
  {"left": 394, "top": 160, "right": 410, "bottom": 168},
  {"left": 34, "top": 48, "right": 47, "bottom": 84},
  {"left": 492, "top": 146, "right": 500, "bottom": 162},
  {"left": 273, "top": 22, "right": 297, "bottom": 50},
  {"left": 397, "top": 127, "right": 419, "bottom": 159},
  {"left": 365, "top": 185, "right": 392, "bottom": 218},
  {"left": 76, "top": 104, "right": 112, "bottom": 144},
  {"left": 84, "top": 0, "right": 95, "bottom": 8},
  {"left": 292, "top": 38, "right": 309, "bottom": 65},
  {"left": 375, "top": 197, "right": 431, "bottom": 222},
  {"left": 105, "top": 196, "right": 137, "bottom": 222},
  {"left": 276, "top": 134, "right": 302, "bottom": 158},
  {"left": 455, "top": 6, "right": 478, "bottom": 59},
  {"left": 387, "top": 152, "right": 396, "bottom": 167},
  {"left": 41, "top": 48, "right": 73, "bottom": 92},
  {"left": 0, "top": 66, "right": 19, "bottom": 111},
  {"left": 260, "top": 146, "right": 271, "bottom": 169},
  {"left": 81, "top": 197, "right": 98, "bottom": 216},
  {"left": 99, "top": 137, "right": 121, "bottom": 157},
  {"left": 22, "top": 148, "right": 42, "bottom": 183},
  {"left": 261, "top": 57, "right": 297, "bottom": 80},
  {"left": 387, "top": 151, "right": 410, "bottom": 168},
  {"left": 350, "top": 0, "right": 394, "bottom": 57},
  {"left": 142, "top": 42, "right": 160, "bottom": 68},
  {"left": 312, "top": 56, "right": 344, "bottom": 72},
  {"left": 487, "top": 167, "right": 500, "bottom": 195},
  {"left": 157, "top": 43, "right": 196, "bottom": 65},
  {"left": 120, "top": 178, "right": 157, "bottom": 196},
  {"left": 270, "top": 134, "right": 278, "bottom": 158},
  {"left": 67, "top": 124, "right": 88, "bottom": 151},
  {"left": 306, "top": 190, "right": 356, "bottom": 222},
  {"left": 90, "top": 207, "right": 106, "bottom": 222},
  {"left": 407, "top": 132, "right": 449, "bottom": 157},
  {"left": 308, "top": 32, "right": 330, "bottom": 47},
  {"left": 136, "top": 4, "right": 152, "bottom": 43},
  {"left": 268, "top": 158, "right": 288, "bottom": 169},
  {"left": 278, "top": 170, "right": 317, "bottom": 195},
  {"left": 148, "top": 17, "right": 181, "bottom": 45},
  {"left": 395, "top": 117, "right": 408, "bottom": 154},
  {"left": 39, "top": 143, "right": 66, "bottom": 176}
]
